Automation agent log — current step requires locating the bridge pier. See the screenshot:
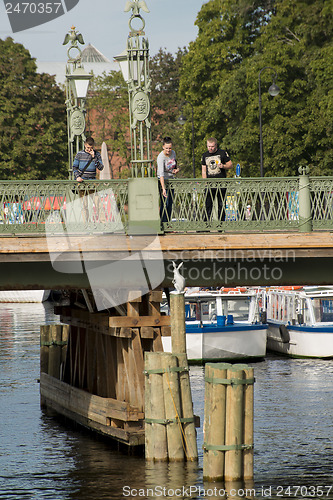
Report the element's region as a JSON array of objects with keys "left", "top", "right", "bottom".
[{"left": 40, "top": 290, "right": 170, "bottom": 448}]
